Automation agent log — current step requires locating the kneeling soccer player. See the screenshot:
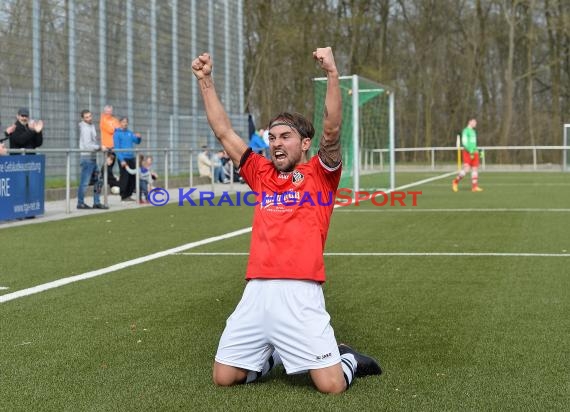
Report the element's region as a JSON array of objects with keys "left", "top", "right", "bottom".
[{"left": 191, "top": 46, "right": 382, "bottom": 394}]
